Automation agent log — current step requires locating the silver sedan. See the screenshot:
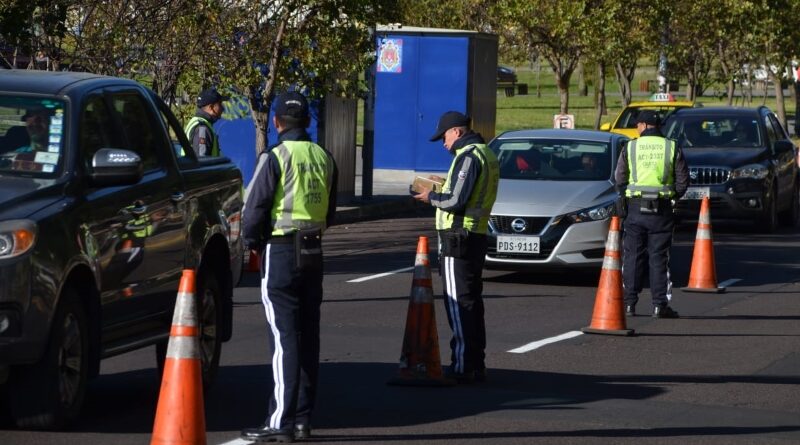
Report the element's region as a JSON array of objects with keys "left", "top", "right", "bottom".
[{"left": 486, "top": 129, "right": 629, "bottom": 270}]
